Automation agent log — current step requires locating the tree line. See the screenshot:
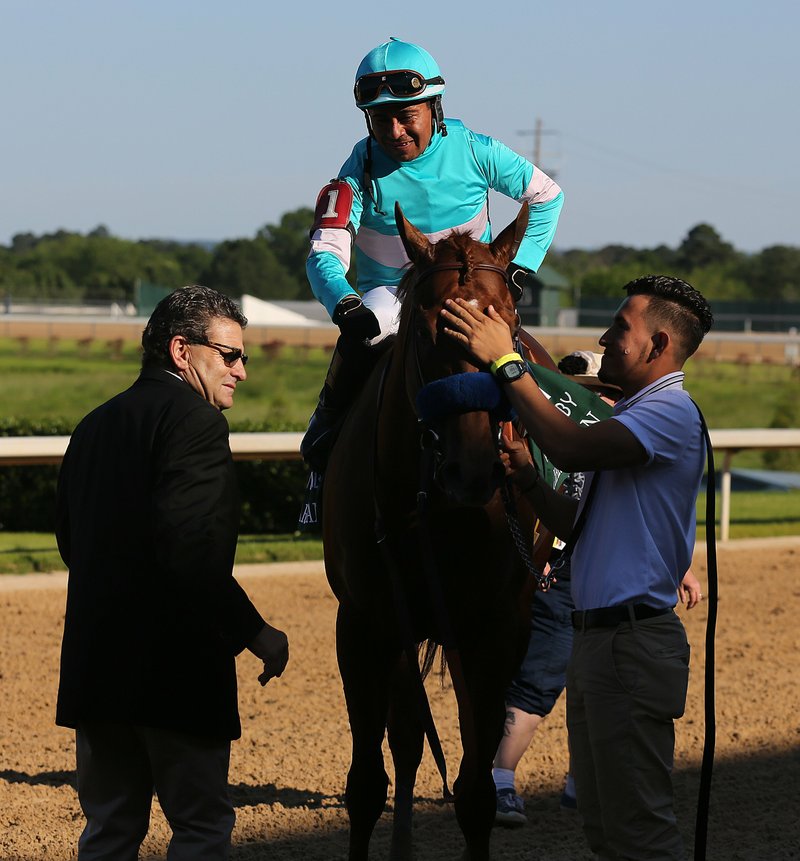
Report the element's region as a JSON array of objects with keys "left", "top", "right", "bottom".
[{"left": 2, "top": 214, "right": 798, "bottom": 305}]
